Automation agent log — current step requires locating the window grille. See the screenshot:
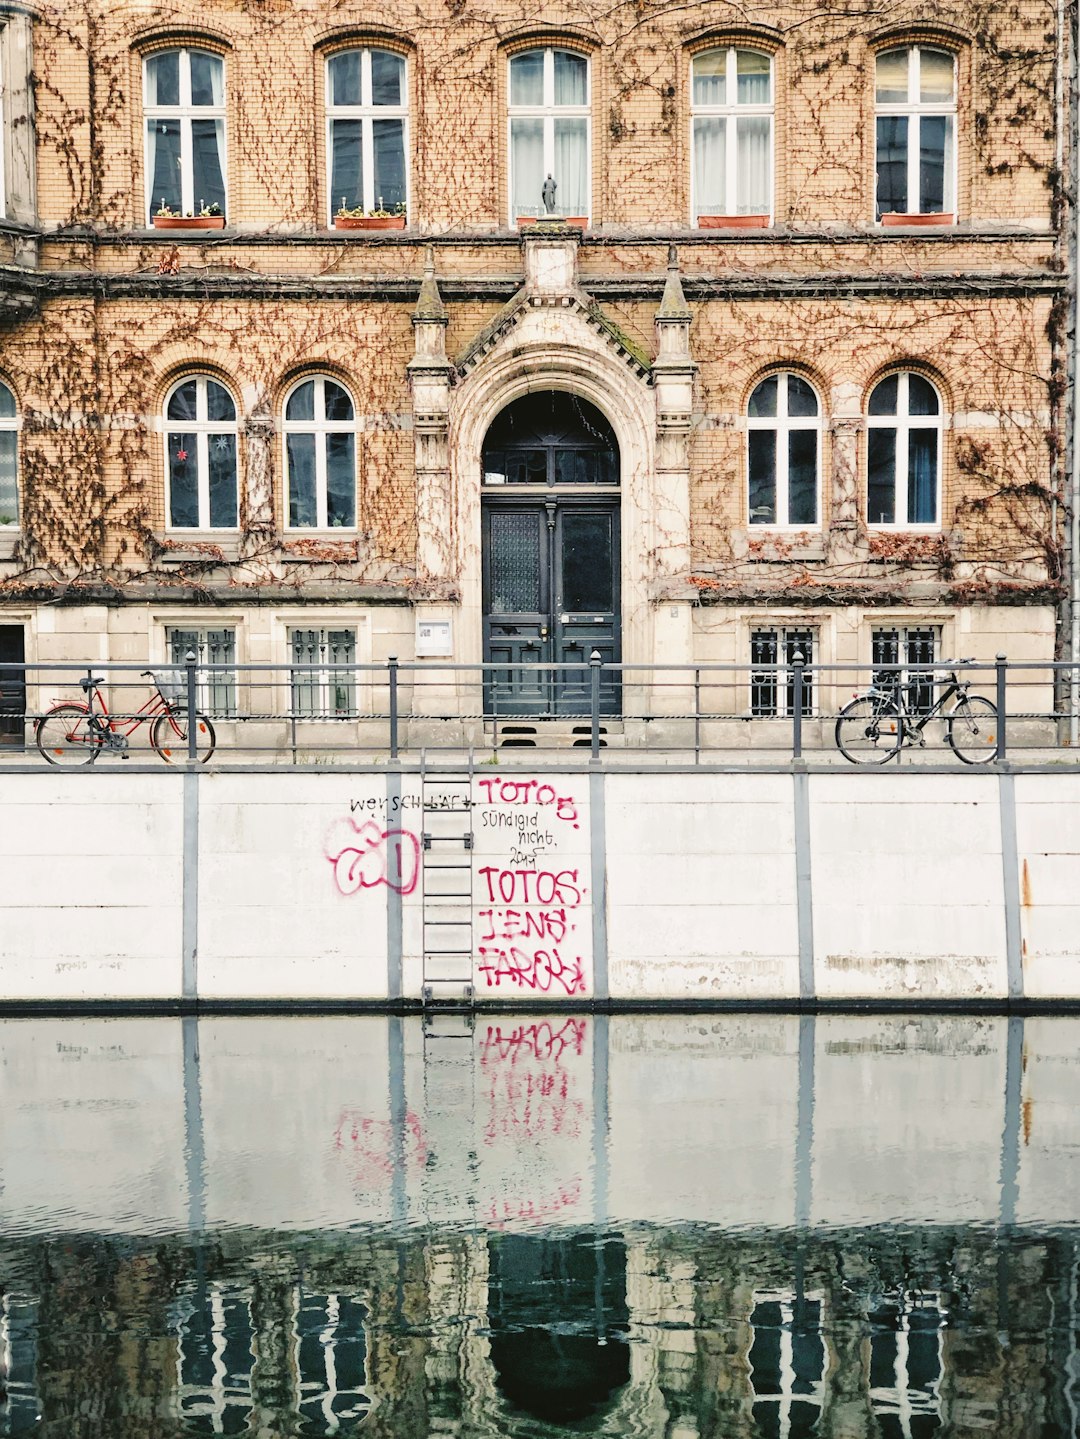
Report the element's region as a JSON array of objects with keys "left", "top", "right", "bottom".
[
  {"left": 167, "top": 628, "right": 237, "bottom": 715},
  {"left": 751, "top": 628, "right": 815, "bottom": 717},
  {"left": 872, "top": 626, "right": 939, "bottom": 715},
  {"left": 290, "top": 628, "right": 357, "bottom": 718}
]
